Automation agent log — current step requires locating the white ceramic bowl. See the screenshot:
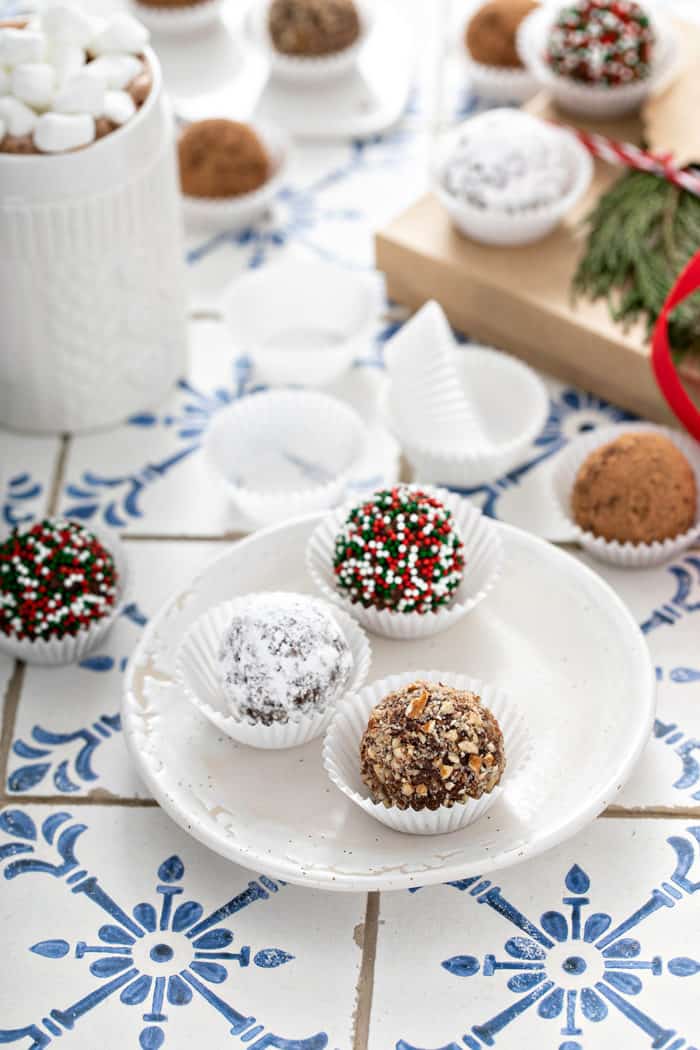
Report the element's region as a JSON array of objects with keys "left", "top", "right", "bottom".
[
  {"left": 176, "top": 594, "right": 371, "bottom": 749},
  {"left": 387, "top": 344, "right": 550, "bottom": 486},
  {"left": 517, "top": 2, "right": 680, "bottom": 119},
  {"left": 552, "top": 422, "right": 700, "bottom": 567},
  {"left": 203, "top": 388, "right": 366, "bottom": 526},
  {"left": 323, "top": 669, "right": 531, "bottom": 834},
  {"left": 181, "top": 123, "right": 290, "bottom": 230},
  {"left": 252, "top": 0, "right": 372, "bottom": 82},
  {"left": 433, "top": 117, "right": 593, "bottom": 246},
  {"left": 221, "top": 260, "right": 384, "bottom": 387},
  {"left": 306, "top": 485, "right": 504, "bottom": 639}
]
